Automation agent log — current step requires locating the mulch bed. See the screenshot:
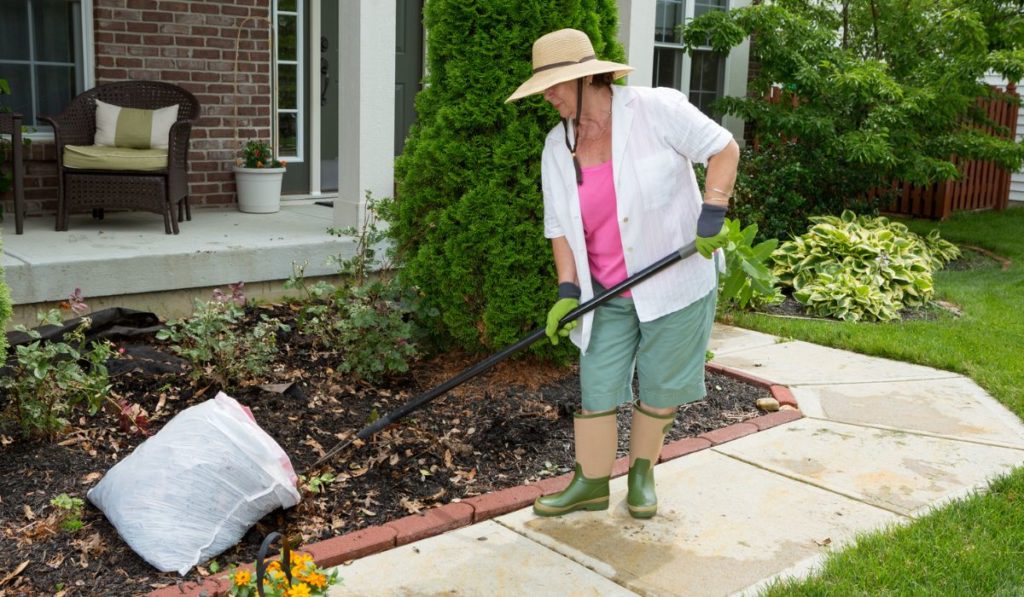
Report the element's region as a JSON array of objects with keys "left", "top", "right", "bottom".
[{"left": 0, "top": 305, "right": 770, "bottom": 597}]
